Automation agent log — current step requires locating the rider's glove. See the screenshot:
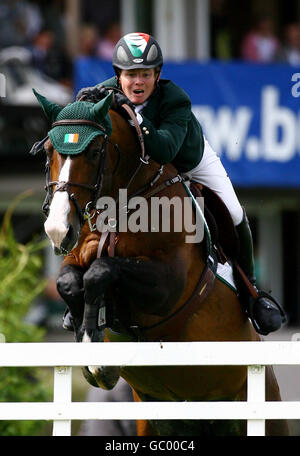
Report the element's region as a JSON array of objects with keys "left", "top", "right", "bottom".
[
  {"left": 76, "top": 85, "right": 107, "bottom": 103},
  {"left": 111, "top": 92, "right": 136, "bottom": 115},
  {"left": 110, "top": 92, "right": 144, "bottom": 125}
]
